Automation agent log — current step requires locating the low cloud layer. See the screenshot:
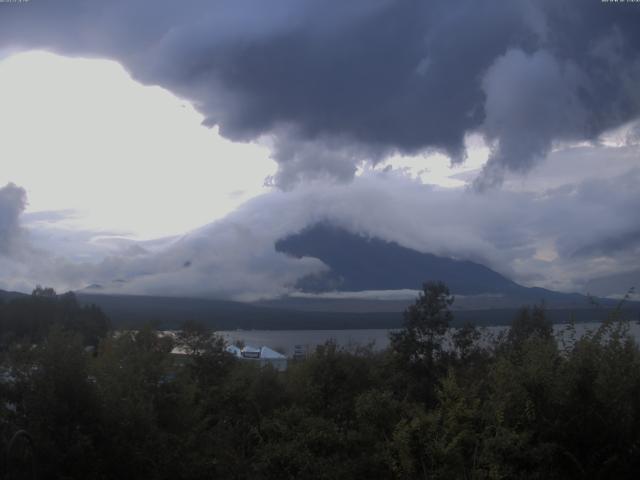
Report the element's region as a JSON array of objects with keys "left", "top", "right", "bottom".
[
  {"left": 1, "top": 139, "right": 639, "bottom": 299},
  {"left": 2, "top": 1, "right": 640, "bottom": 186}
]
